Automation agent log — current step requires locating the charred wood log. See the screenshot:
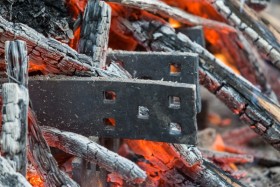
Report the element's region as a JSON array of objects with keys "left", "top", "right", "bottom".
[
  {"left": 1, "top": 84, "right": 28, "bottom": 175},
  {"left": 79, "top": 0, "right": 111, "bottom": 67},
  {"left": 118, "top": 18, "right": 280, "bottom": 151},
  {"left": 0, "top": 156, "right": 32, "bottom": 187},
  {"left": 200, "top": 149, "right": 254, "bottom": 164},
  {"left": 0, "top": 40, "right": 28, "bottom": 175},
  {"left": 28, "top": 110, "right": 79, "bottom": 187},
  {"left": 209, "top": 0, "right": 280, "bottom": 71},
  {"left": 41, "top": 126, "right": 147, "bottom": 184},
  {"left": 0, "top": 15, "right": 94, "bottom": 76},
  {"left": 109, "top": 0, "right": 274, "bottom": 97}
]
